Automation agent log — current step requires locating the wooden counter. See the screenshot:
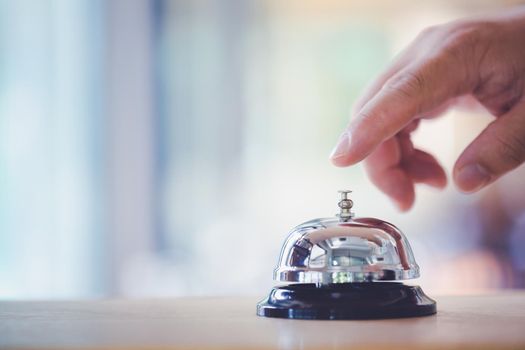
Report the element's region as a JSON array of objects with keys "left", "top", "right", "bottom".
[{"left": 1, "top": 293, "right": 525, "bottom": 350}]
